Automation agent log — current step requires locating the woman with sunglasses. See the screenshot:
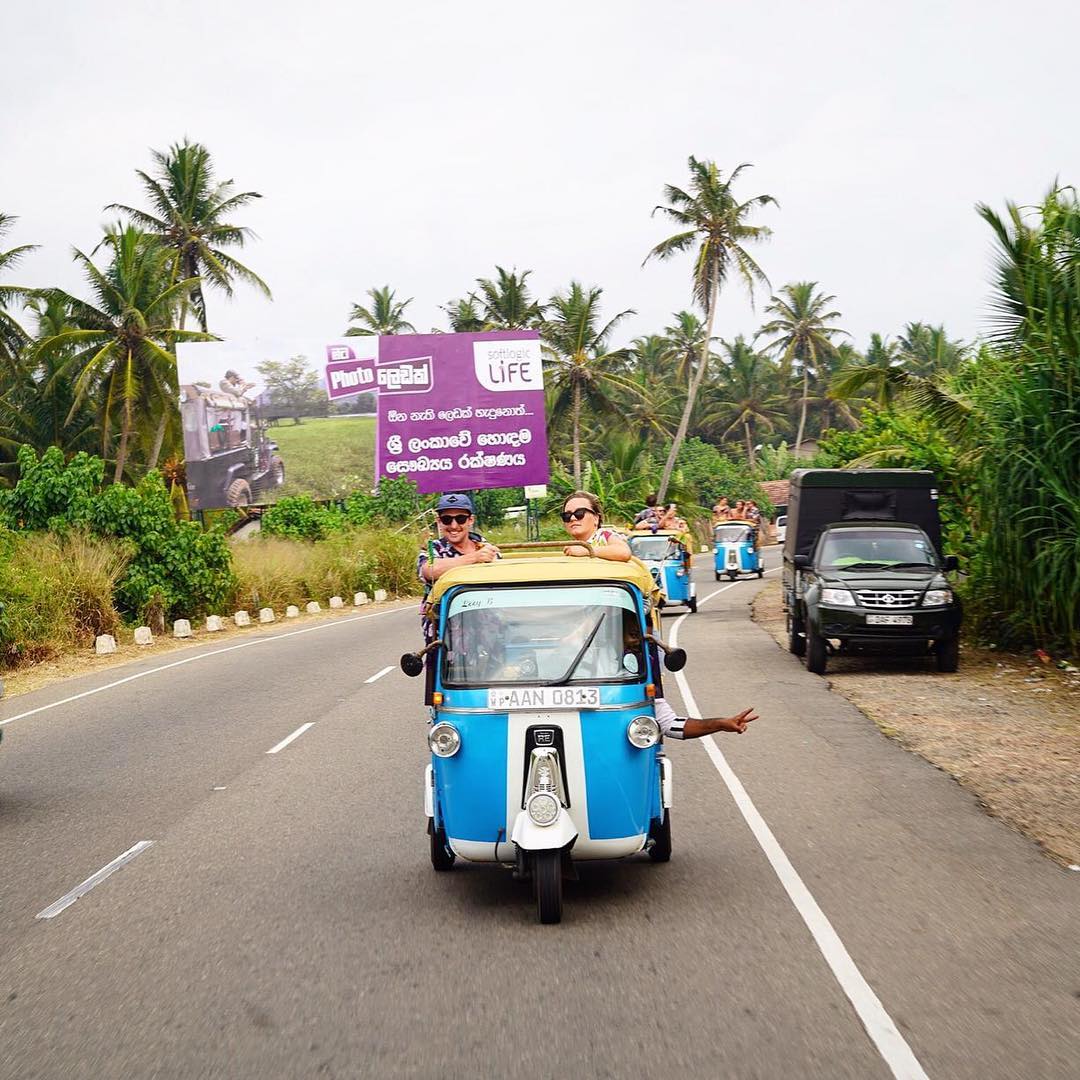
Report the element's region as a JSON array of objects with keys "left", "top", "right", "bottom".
[{"left": 560, "top": 490, "right": 632, "bottom": 562}]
